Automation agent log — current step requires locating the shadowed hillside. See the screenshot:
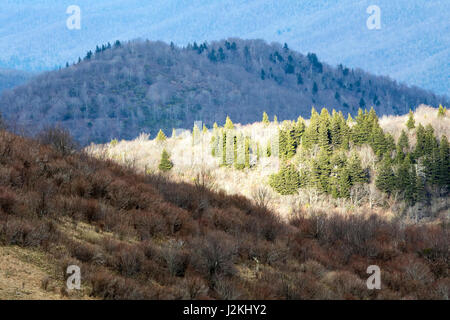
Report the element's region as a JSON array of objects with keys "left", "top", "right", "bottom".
[
  {"left": 0, "top": 39, "right": 446, "bottom": 145},
  {"left": 0, "top": 129, "right": 448, "bottom": 299},
  {"left": 0, "top": 68, "right": 32, "bottom": 94}
]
